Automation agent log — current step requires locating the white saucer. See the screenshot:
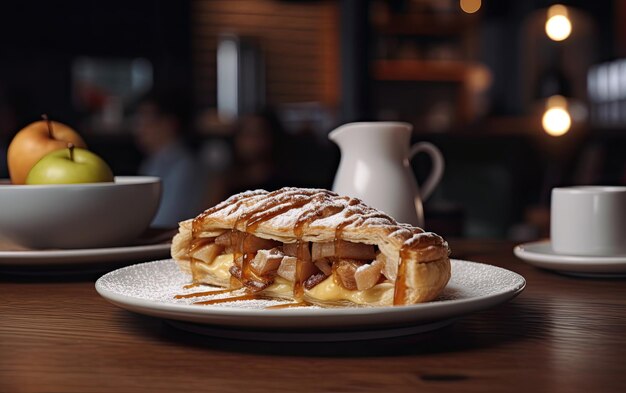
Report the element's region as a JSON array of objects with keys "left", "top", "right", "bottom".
[
  {"left": 514, "top": 240, "right": 626, "bottom": 276},
  {"left": 0, "top": 243, "right": 171, "bottom": 267},
  {"left": 96, "top": 259, "right": 525, "bottom": 341}
]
